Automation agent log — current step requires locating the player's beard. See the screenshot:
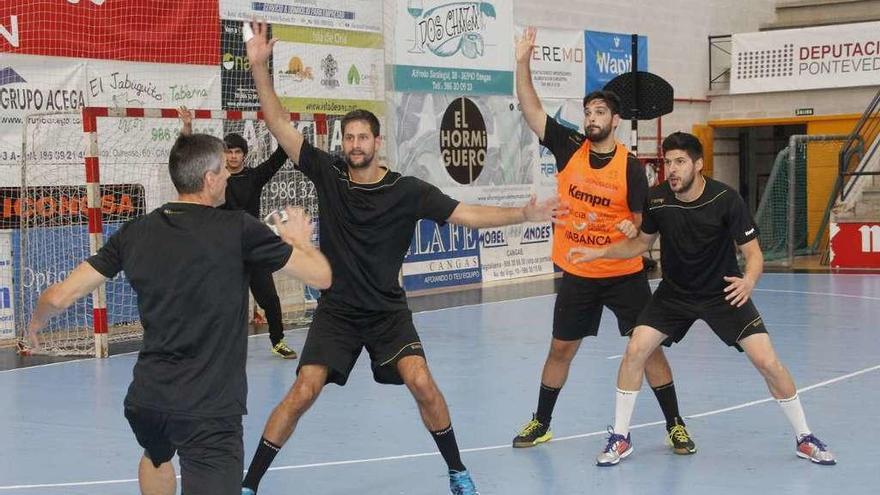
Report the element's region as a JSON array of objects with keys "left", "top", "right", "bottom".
[
  {"left": 587, "top": 122, "right": 612, "bottom": 142},
  {"left": 670, "top": 169, "right": 697, "bottom": 194},
  {"left": 345, "top": 150, "right": 375, "bottom": 169}
]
